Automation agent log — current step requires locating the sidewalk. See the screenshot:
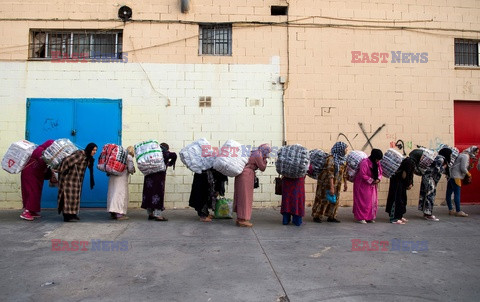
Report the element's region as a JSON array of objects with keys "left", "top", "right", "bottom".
[{"left": 1, "top": 205, "right": 479, "bottom": 302}]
